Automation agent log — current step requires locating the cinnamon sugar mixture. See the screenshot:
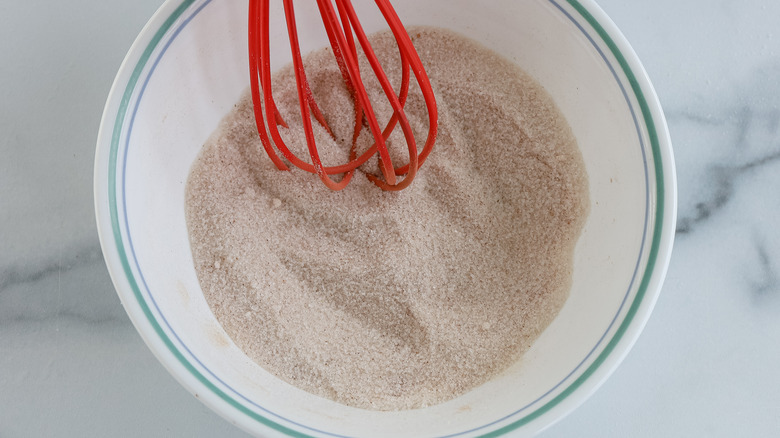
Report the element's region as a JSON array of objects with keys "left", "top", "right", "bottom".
[{"left": 185, "top": 27, "right": 589, "bottom": 410}]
